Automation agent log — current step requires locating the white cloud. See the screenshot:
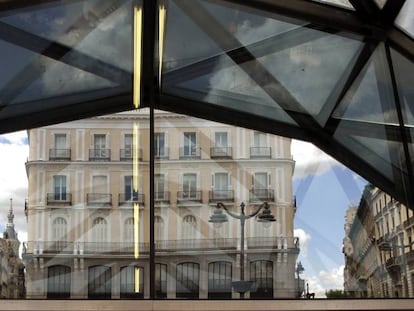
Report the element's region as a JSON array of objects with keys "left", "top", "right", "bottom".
[
  {"left": 294, "top": 228, "right": 311, "bottom": 258},
  {"left": 0, "top": 131, "right": 29, "bottom": 235},
  {"left": 303, "top": 265, "right": 344, "bottom": 298},
  {"left": 291, "top": 139, "right": 343, "bottom": 180}
]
